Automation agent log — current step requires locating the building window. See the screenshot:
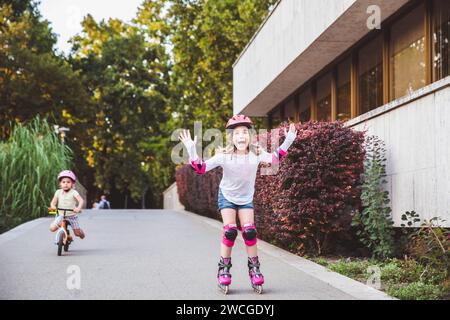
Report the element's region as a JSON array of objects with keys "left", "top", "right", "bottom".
[
  {"left": 337, "top": 58, "right": 351, "bottom": 121},
  {"left": 359, "top": 35, "right": 383, "bottom": 115},
  {"left": 298, "top": 88, "right": 311, "bottom": 122},
  {"left": 284, "top": 97, "right": 297, "bottom": 121},
  {"left": 390, "top": 4, "right": 426, "bottom": 100},
  {"left": 433, "top": 0, "right": 450, "bottom": 81},
  {"left": 316, "top": 73, "right": 332, "bottom": 121},
  {"left": 270, "top": 106, "right": 282, "bottom": 128}
]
